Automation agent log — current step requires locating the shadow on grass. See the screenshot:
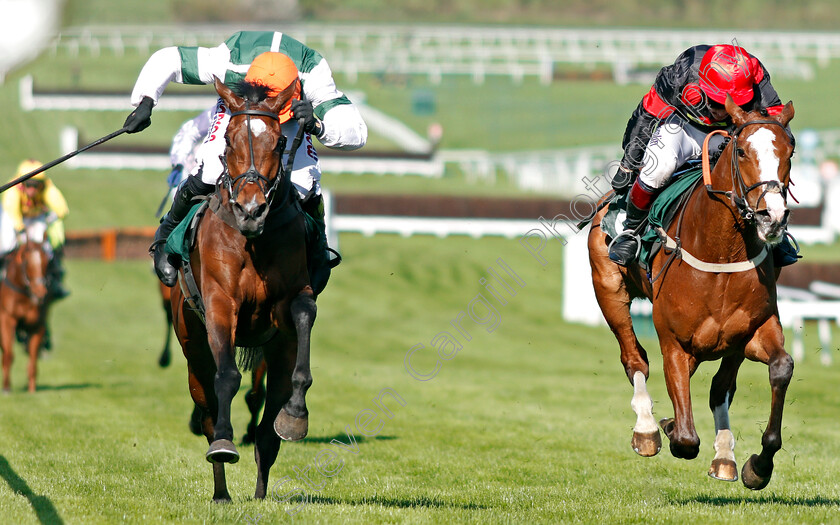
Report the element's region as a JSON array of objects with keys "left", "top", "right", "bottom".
[
  {"left": 308, "top": 493, "right": 488, "bottom": 510},
  {"left": 0, "top": 455, "right": 64, "bottom": 524},
  {"left": 36, "top": 382, "right": 102, "bottom": 391},
  {"left": 677, "top": 494, "right": 840, "bottom": 507},
  {"left": 302, "top": 433, "right": 398, "bottom": 444}
]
